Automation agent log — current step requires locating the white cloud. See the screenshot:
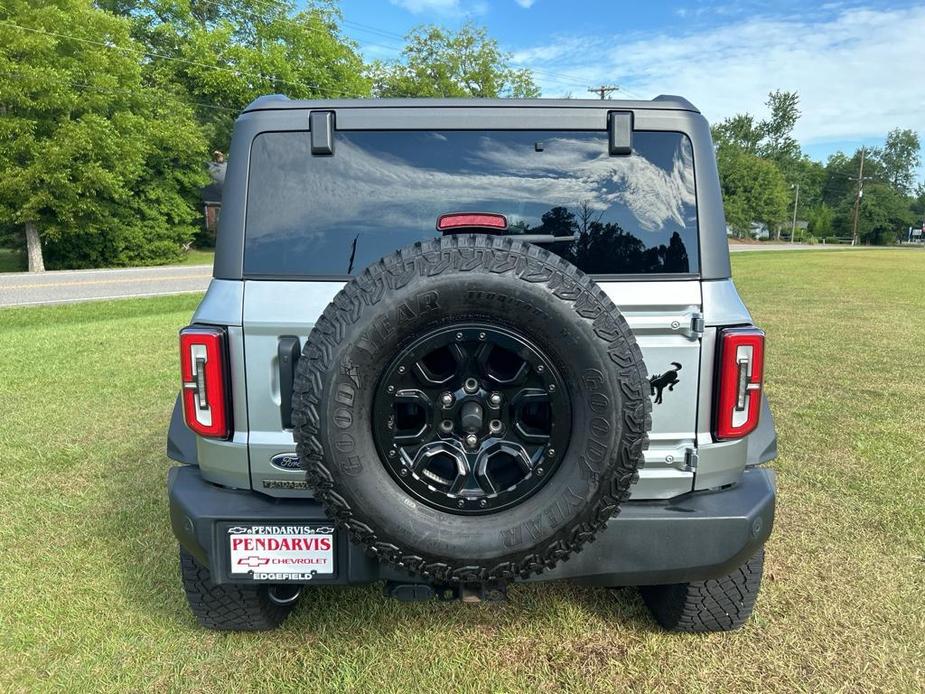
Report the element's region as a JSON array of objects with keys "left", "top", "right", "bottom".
[
  {"left": 513, "top": 5, "right": 925, "bottom": 146},
  {"left": 515, "top": 0, "right": 536, "bottom": 8}
]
